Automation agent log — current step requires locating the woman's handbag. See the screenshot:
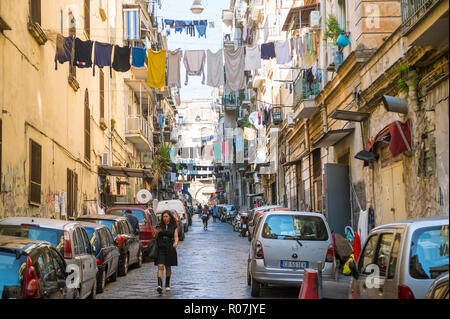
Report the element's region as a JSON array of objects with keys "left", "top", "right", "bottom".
[{"left": 146, "top": 240, "right": 158, "bottom": 262}]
